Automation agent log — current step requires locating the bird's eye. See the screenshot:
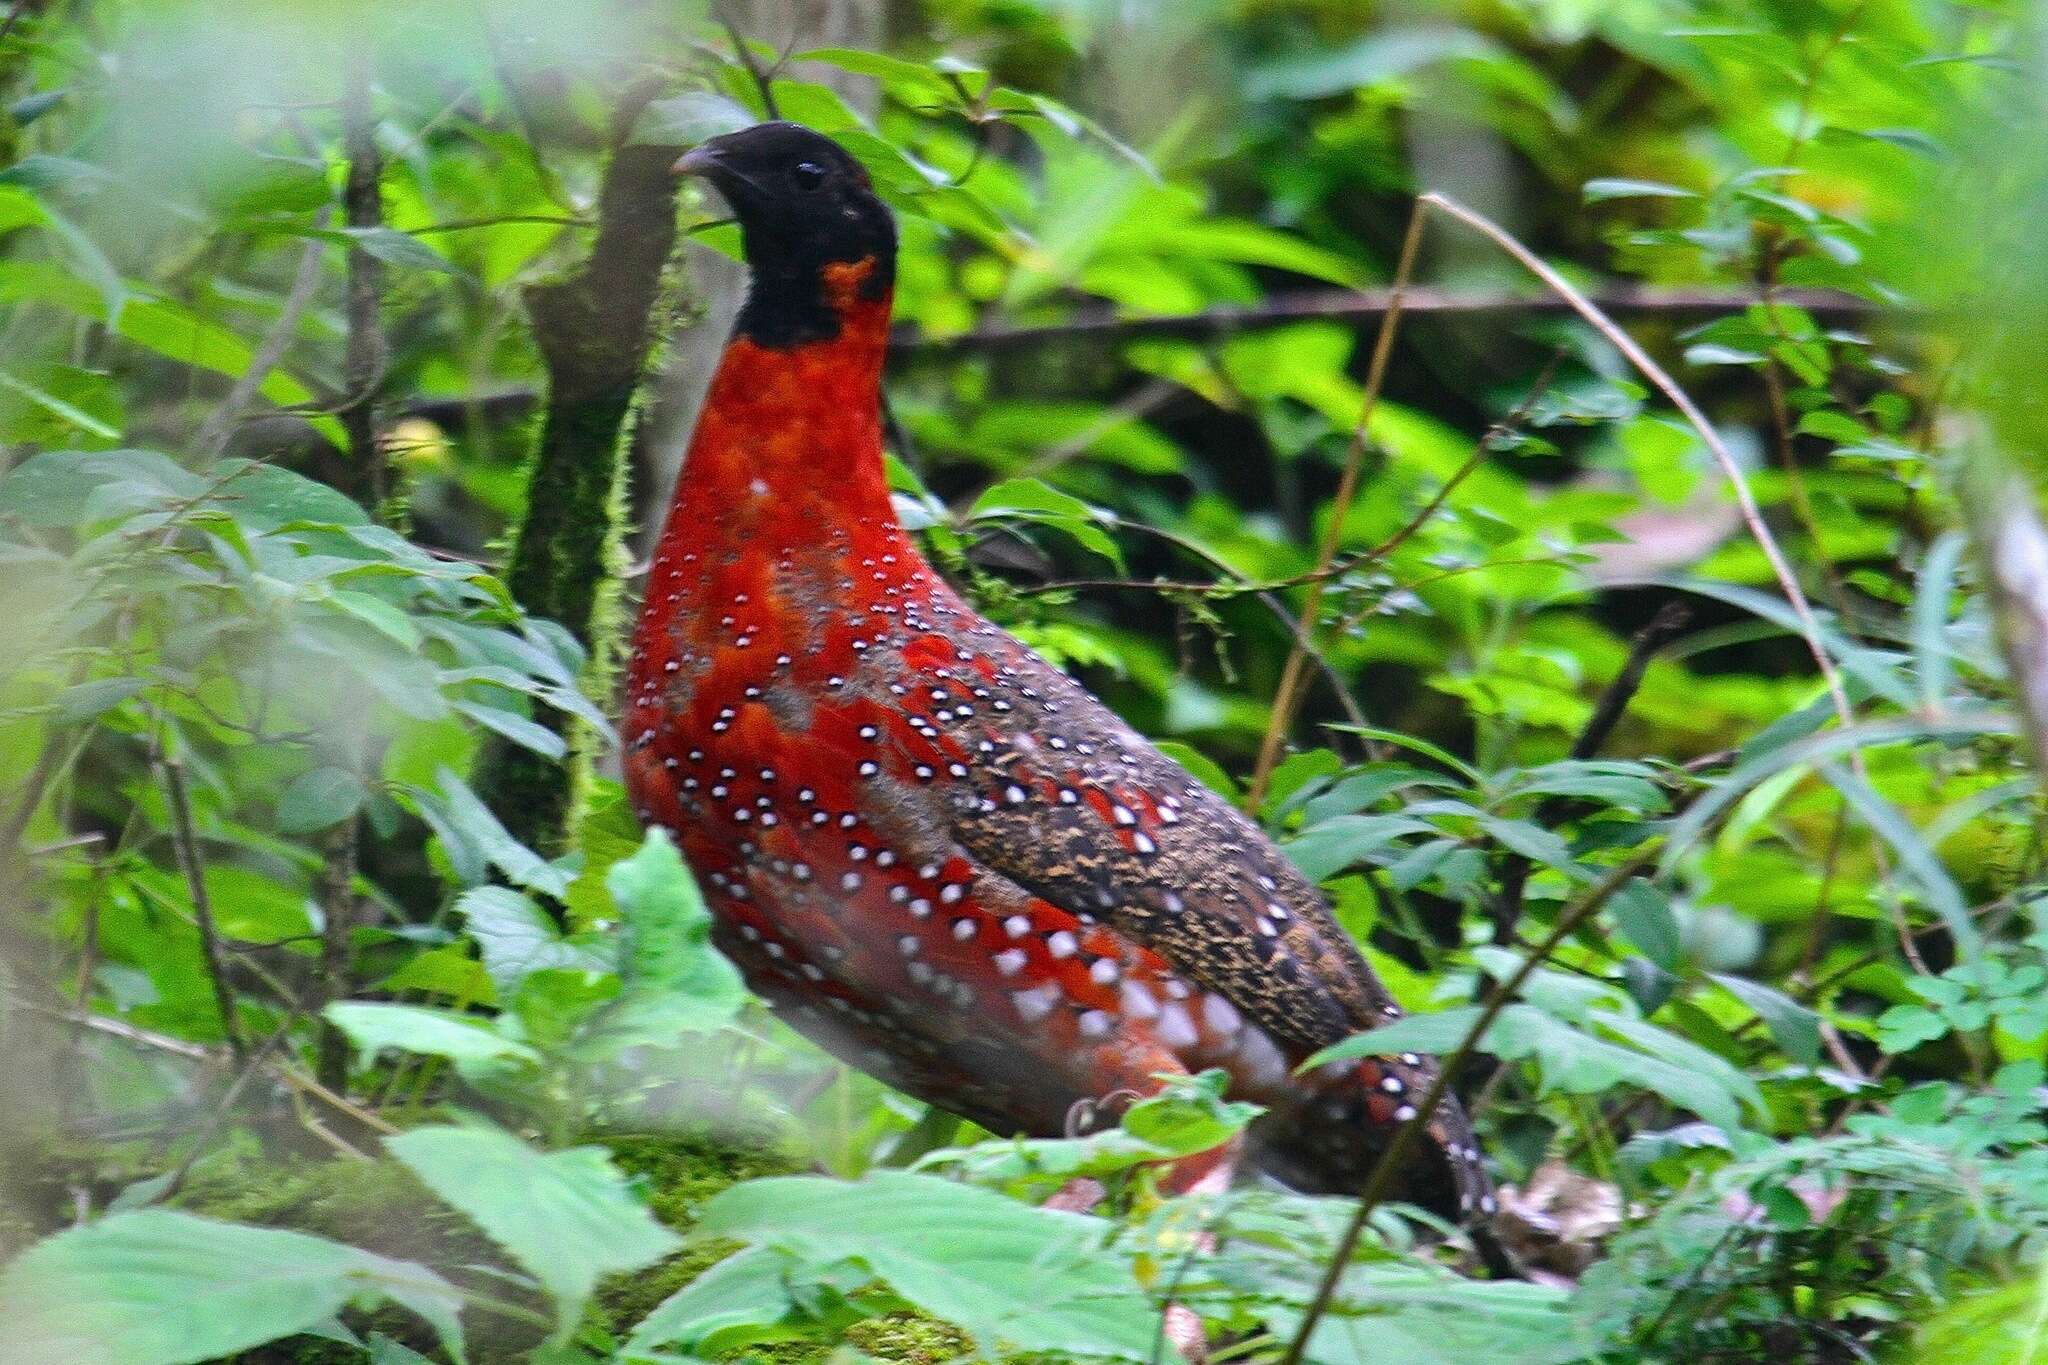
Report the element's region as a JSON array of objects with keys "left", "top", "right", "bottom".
[{"left": 791, "top": 161, "right": 827, "bottom": 191}]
